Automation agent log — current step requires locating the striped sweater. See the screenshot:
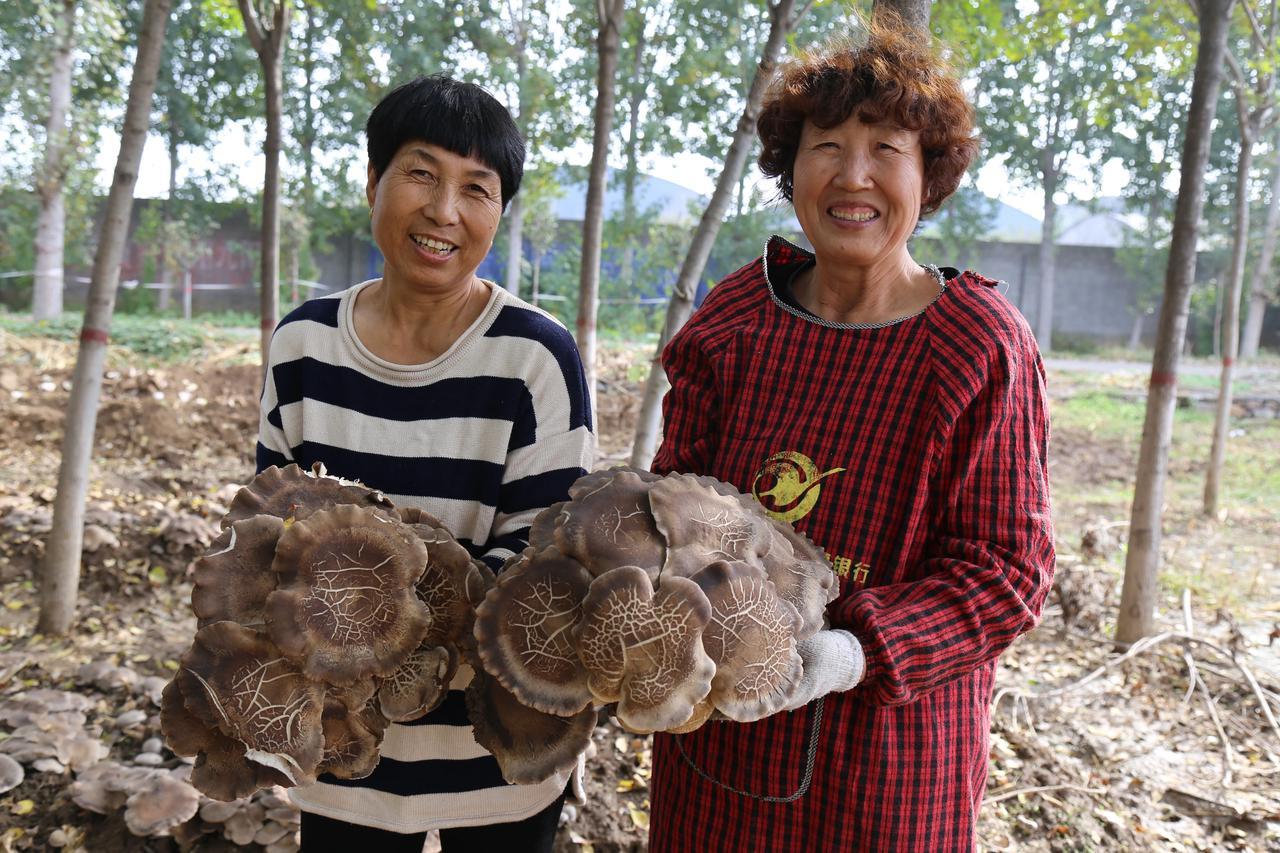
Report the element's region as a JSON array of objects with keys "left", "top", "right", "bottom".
[{"left": 256, "top": 279, "right": 595, "bottom": 833}]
